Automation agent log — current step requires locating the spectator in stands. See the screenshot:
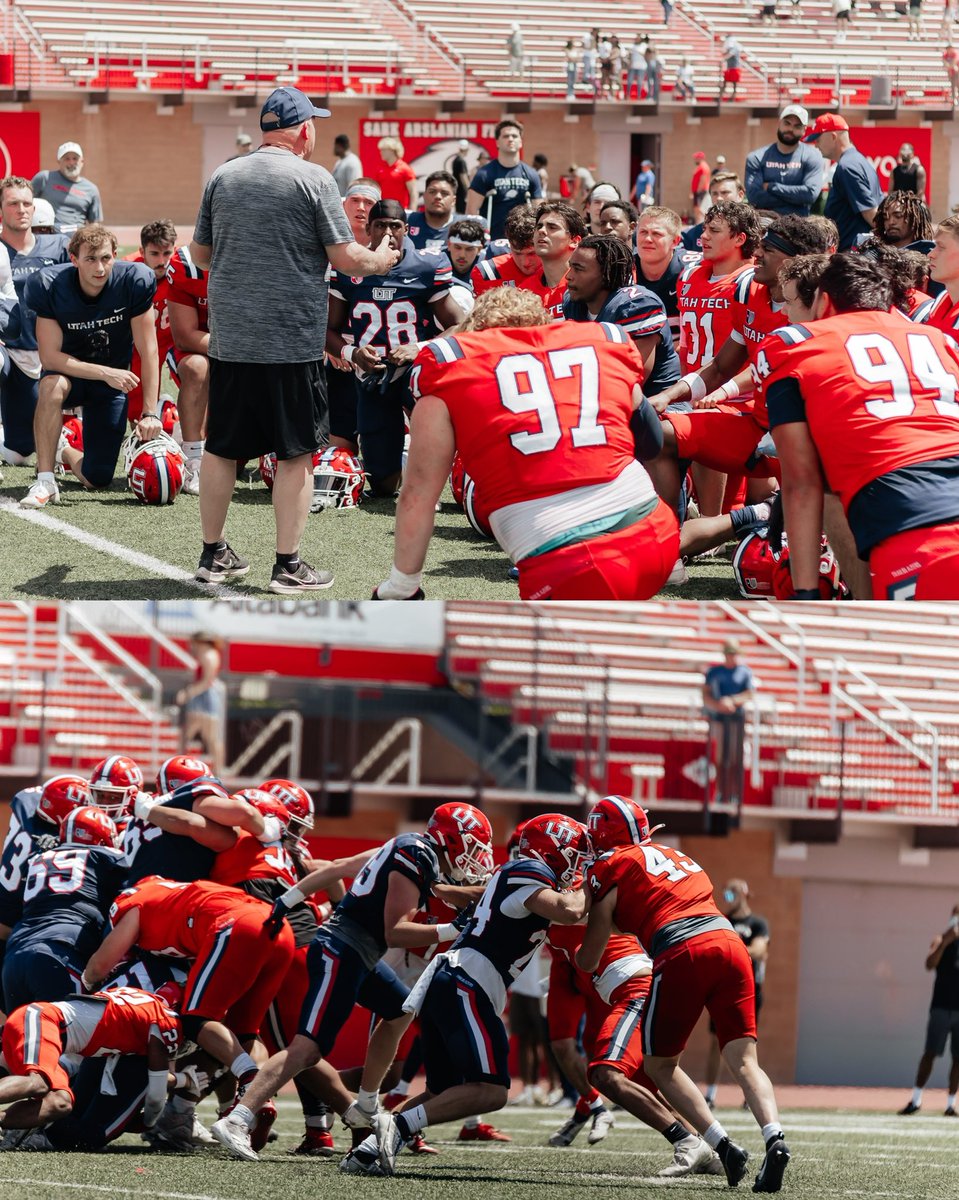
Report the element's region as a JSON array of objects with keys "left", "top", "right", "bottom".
[
  {"left": 564, "top": 40, "right": 579, "bottom": 99},
  {"left": 898, "top": 904, "right": 959, "bottom": 1116},
  {"left": 31, "top": 142, "right": 102, "bottom": 232},
  {"left": 891, "top": 143, "right": 927, "bottom": 197},
  {"left": 946, "top": 43, "right": 959, "bottom": 106},
  {"left": 661, "top": 0, "right": 674, "bottom": 23},
  {"left": 189, "top": 86, "right": 400, "bottom": 593},
  {"left": 943, "top": 0, "right": 958, "bottom": 36},
  {"left": 760, "top": 0, "right": 778, "bottom": 24},
  {"left": 718, "top": 35, "right": 743, "bottom": 101},
  {"left": 452, "top": 139, "right": 471, "bottom": 212},
  {"left": 176, "top": 631, "right": 227, "bottom": 774},
  {"left": 644, "top": 46, "right": 663, "bottom": 103},
  {"left": 690, "top": 151, "right": 711, "bottom": 224},
  {"left": 468, "top": 120, "right": 543, "bottom": 240},
  {"left": 582, "top": 36, "right": 600, "bottom": 97},
  {"left": 227, "top": 134, "right": 252, "bottom": 161},
  {"left": 625, "top": 34, "right": 649, "bottom": 100},
  {"left": 631, "top": 161, "right": 656, "bottom": 208},
  {"left": 674, "top": 56, "right": 696, "bottom": 101},
  {"left": 745, "top": 104, "right": 823, "bottom": 217},
  {"left": 374, "top": 137, "right": 418, "bottom": 209},
  {"left": 908, "top": 0, "right": 923, "bottom": 40},
  {"left": 834, "top": 0, "right": 852, "bottom": 43},
  {"left": 704, "top": 880, "right": 770, "bottom": 1109},
  {"left": 702, "top": 639, "right": 754, "bottom": 805},
  {"left": 507, "top": 22, "right": 524, "bottom": 76},
  {"left": 332, "top": 134, "right": 363, "bottom": 197},
  {"left": 802, "top": 113, "right": 881, "bottom": 250}
]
